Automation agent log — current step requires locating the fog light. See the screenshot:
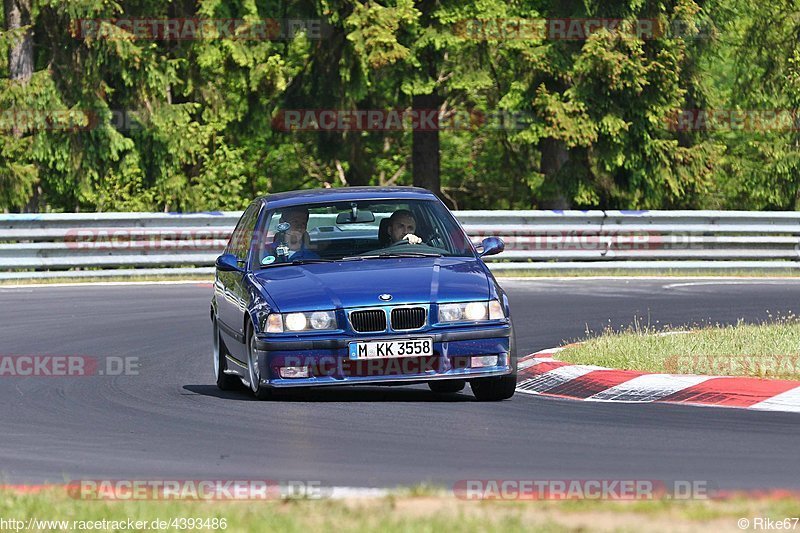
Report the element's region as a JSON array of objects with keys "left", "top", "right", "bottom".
[
  {"left": 266, "top": 313, "right": 283, "bottom": 333},
  {"left": 471, "top": 355, "right": 498, "bottom": 368},
  {"left": 279, "top": 366, "right": 309, "bottom": 378}
]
